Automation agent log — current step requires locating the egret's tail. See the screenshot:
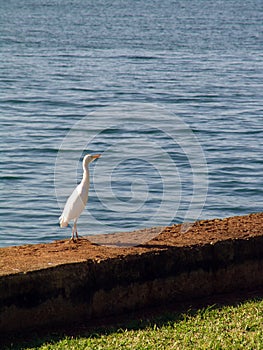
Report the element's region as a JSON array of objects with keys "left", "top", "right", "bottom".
[{"left": 59, "top": 215, "right": 68, "bottom": 228}]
